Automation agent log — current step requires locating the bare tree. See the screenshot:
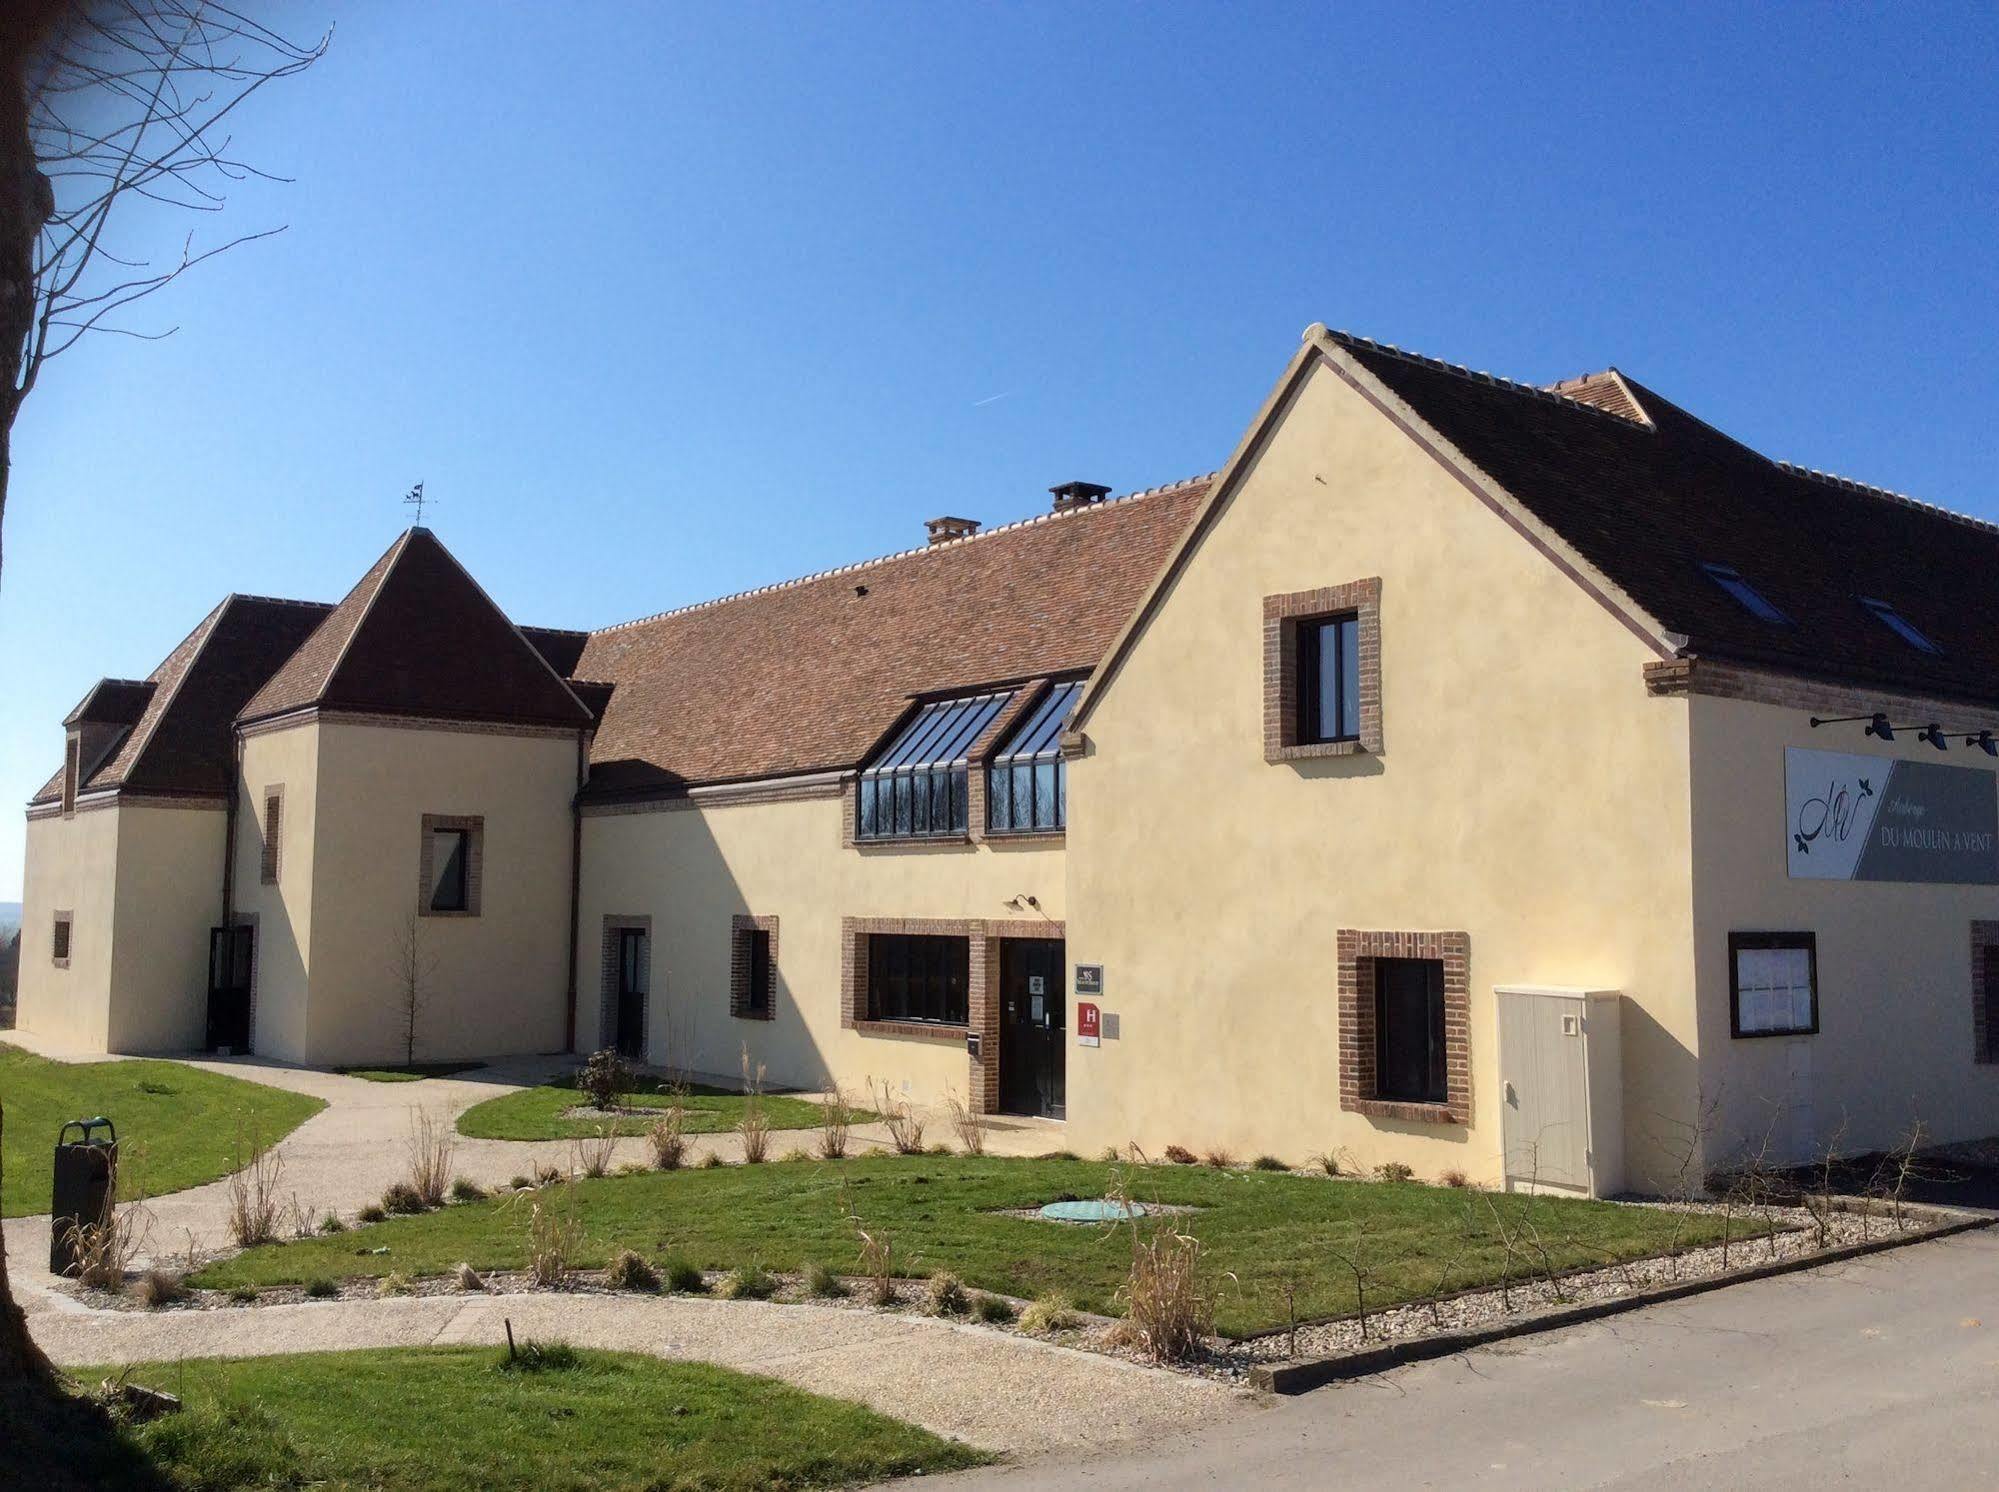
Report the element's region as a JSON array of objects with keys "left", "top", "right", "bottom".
[
  {"left": 392, "top": 908, "right": 435, "bottom": 1069},
  {"left": 0, "top": 0, "right": 328, "bottom": 581}
]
